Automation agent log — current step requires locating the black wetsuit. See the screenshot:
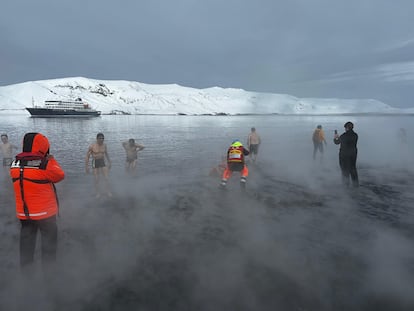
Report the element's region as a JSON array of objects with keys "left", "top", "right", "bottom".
[{"left": 334, "top": 129, "right": 359, "bottom": 187}]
